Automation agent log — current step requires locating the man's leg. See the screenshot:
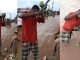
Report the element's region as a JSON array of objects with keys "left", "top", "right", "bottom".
[
  {"left": 61, "top": 31, "right": 71, "bottom": 43},
  {"left": 31, "top": 42, "right": 39, "bottom": 60},
  {"left": 0, "top": 38, "right": 1, "bottom": 54},
  {"left": 22, "top": 42, "right": 30, "bottom": 60}
]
